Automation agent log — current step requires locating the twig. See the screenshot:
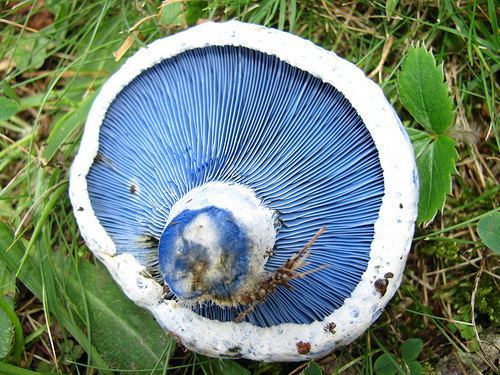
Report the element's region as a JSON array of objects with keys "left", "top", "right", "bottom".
[
  {"left": 235, "top": 226, "right": 327, "bottom": 322},
  {"left": 0, "top": 18, "right": 39, "bottom": 33},
  {"left": 368, "top": 36, "right": 394, "bottom": 80}
]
